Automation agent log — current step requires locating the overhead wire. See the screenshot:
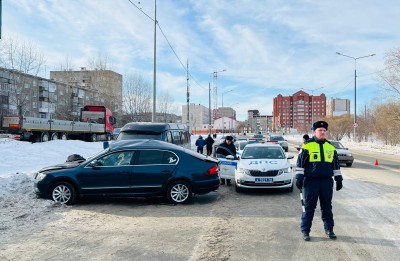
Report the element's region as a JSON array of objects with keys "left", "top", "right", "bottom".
[{"left": 126, "top": 0, "right": 207, "bottom": 90}]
